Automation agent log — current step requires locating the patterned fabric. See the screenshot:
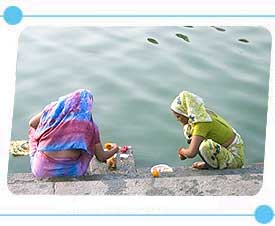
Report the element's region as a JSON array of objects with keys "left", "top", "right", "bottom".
[
  {"left": 29, "top": 89, "right": 100, "bottom": 177},
  {"left": 198, "top": 131, "right": 245, "bottom": 169},
  {"left": 170, "top": 91, "right": 212, "bottom": 124},
  {"left": 191, "top": 111, "right": 234, "bottom": 145},
  {"left": 183, "top": 124, "right": 193, "bottom": 142}
]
